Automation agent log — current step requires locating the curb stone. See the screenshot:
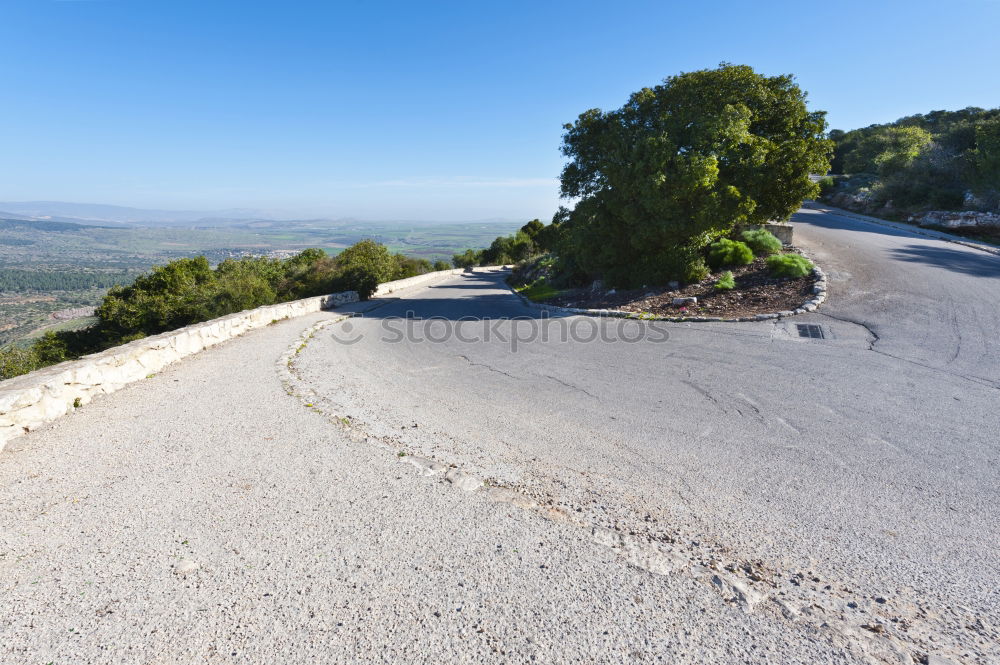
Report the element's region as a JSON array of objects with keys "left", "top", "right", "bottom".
[{"left": 511, "top": 249, "right": 828, "bottom": 324}]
